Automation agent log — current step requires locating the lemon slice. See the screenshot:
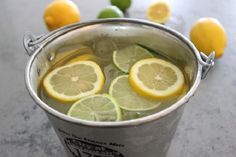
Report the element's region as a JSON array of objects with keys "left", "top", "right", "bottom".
[
  {"left": 109, "top": 75, "right": 161, "bottom": 111},
  {"left": 67, "top": 94, "right": 122, "bottom": 122},
  {"left": 113, "top": 45, "right": 153, "bottom": 73},
  {"left": 147, "top": 0, "right": 171, "bottom": 23},
  {"left": 66, "top": 54, "right": 95, "bottom": 65},
  {"left": 43, "top": 61, "right": 105, "bottom": 102},
  {"left": 129, "top": 58, "right": 184, "bottom": 99}
]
